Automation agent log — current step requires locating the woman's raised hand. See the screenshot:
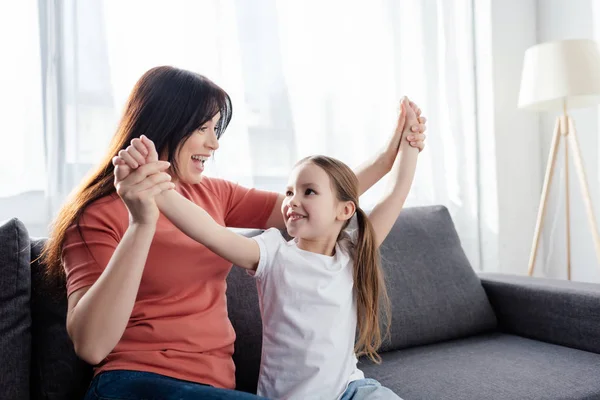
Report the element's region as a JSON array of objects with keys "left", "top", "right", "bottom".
[
  {"left": 387, "top": 97, "right": 427, "bottom": 158},
  {"left": 113, "top": 136, "right": 172, "bottom": 226}
]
